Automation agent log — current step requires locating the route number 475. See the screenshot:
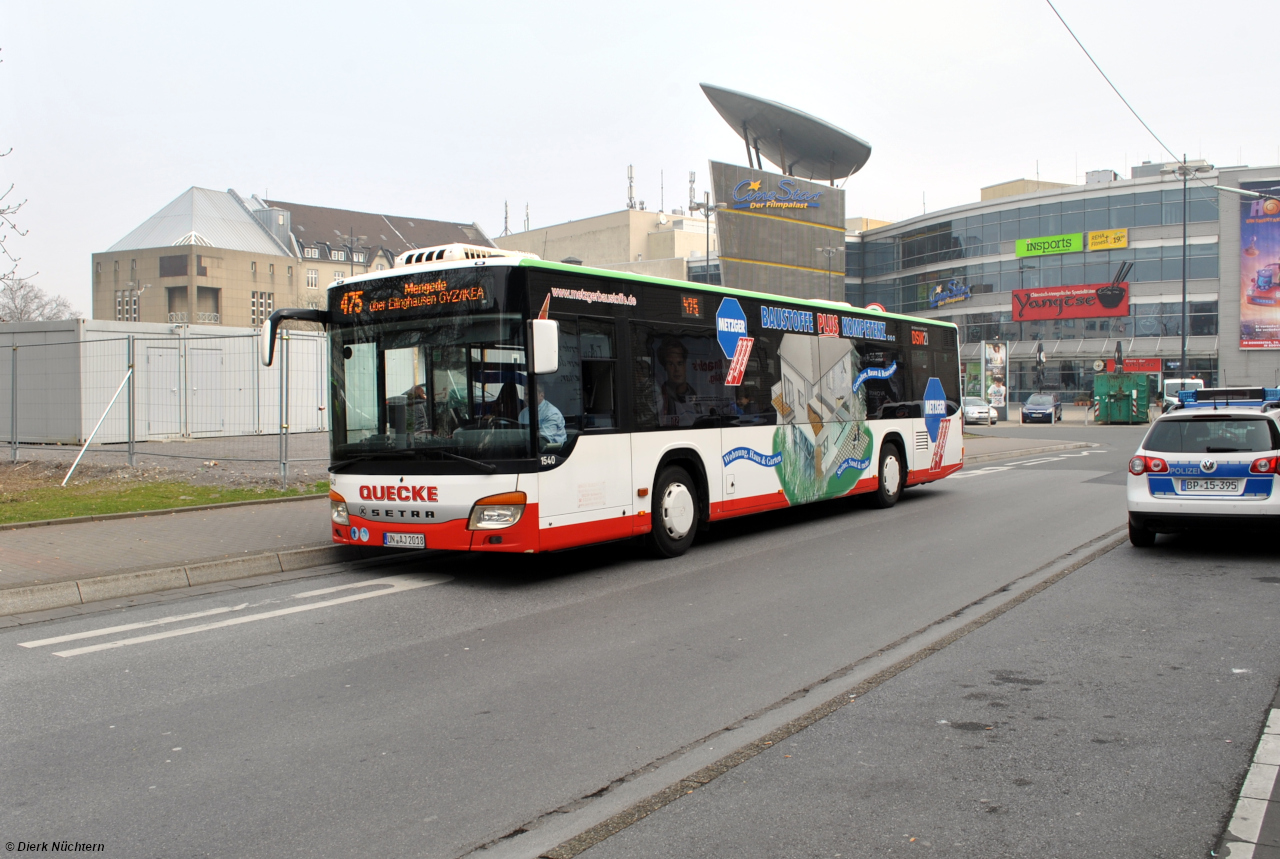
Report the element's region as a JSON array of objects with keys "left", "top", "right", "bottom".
[{"left": 340, "top": 291, "right": 364, "bottom": 315}]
